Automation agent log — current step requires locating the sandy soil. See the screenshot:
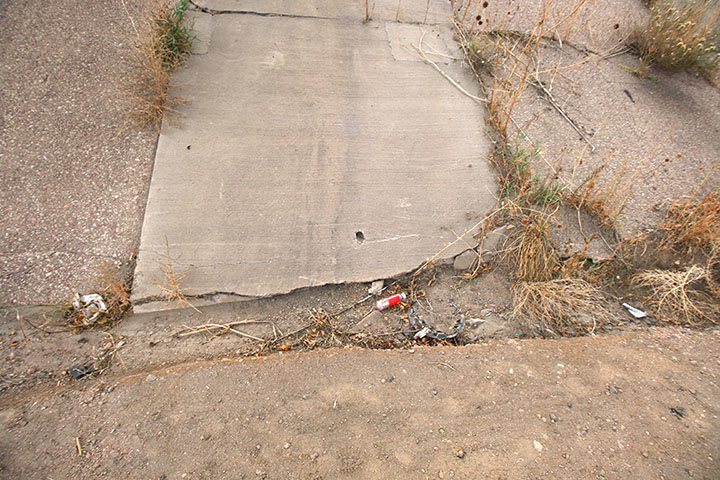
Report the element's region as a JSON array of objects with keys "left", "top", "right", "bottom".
[{"left": 1, "top": 327, "right": 718, "bottom": 479}]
